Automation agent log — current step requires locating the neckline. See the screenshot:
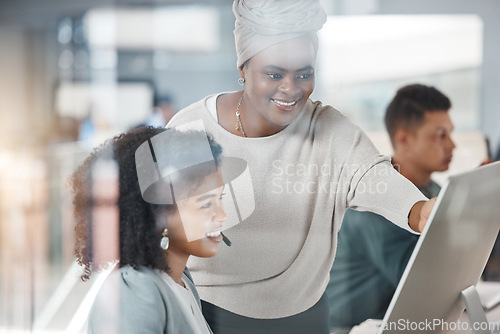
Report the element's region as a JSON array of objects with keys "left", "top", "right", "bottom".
[
  {"left": 160, "top": 270, "right": 189, "bottom": 291},
  {"left": 203, "top": 92, "right": 309, "bottom": 142}
]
